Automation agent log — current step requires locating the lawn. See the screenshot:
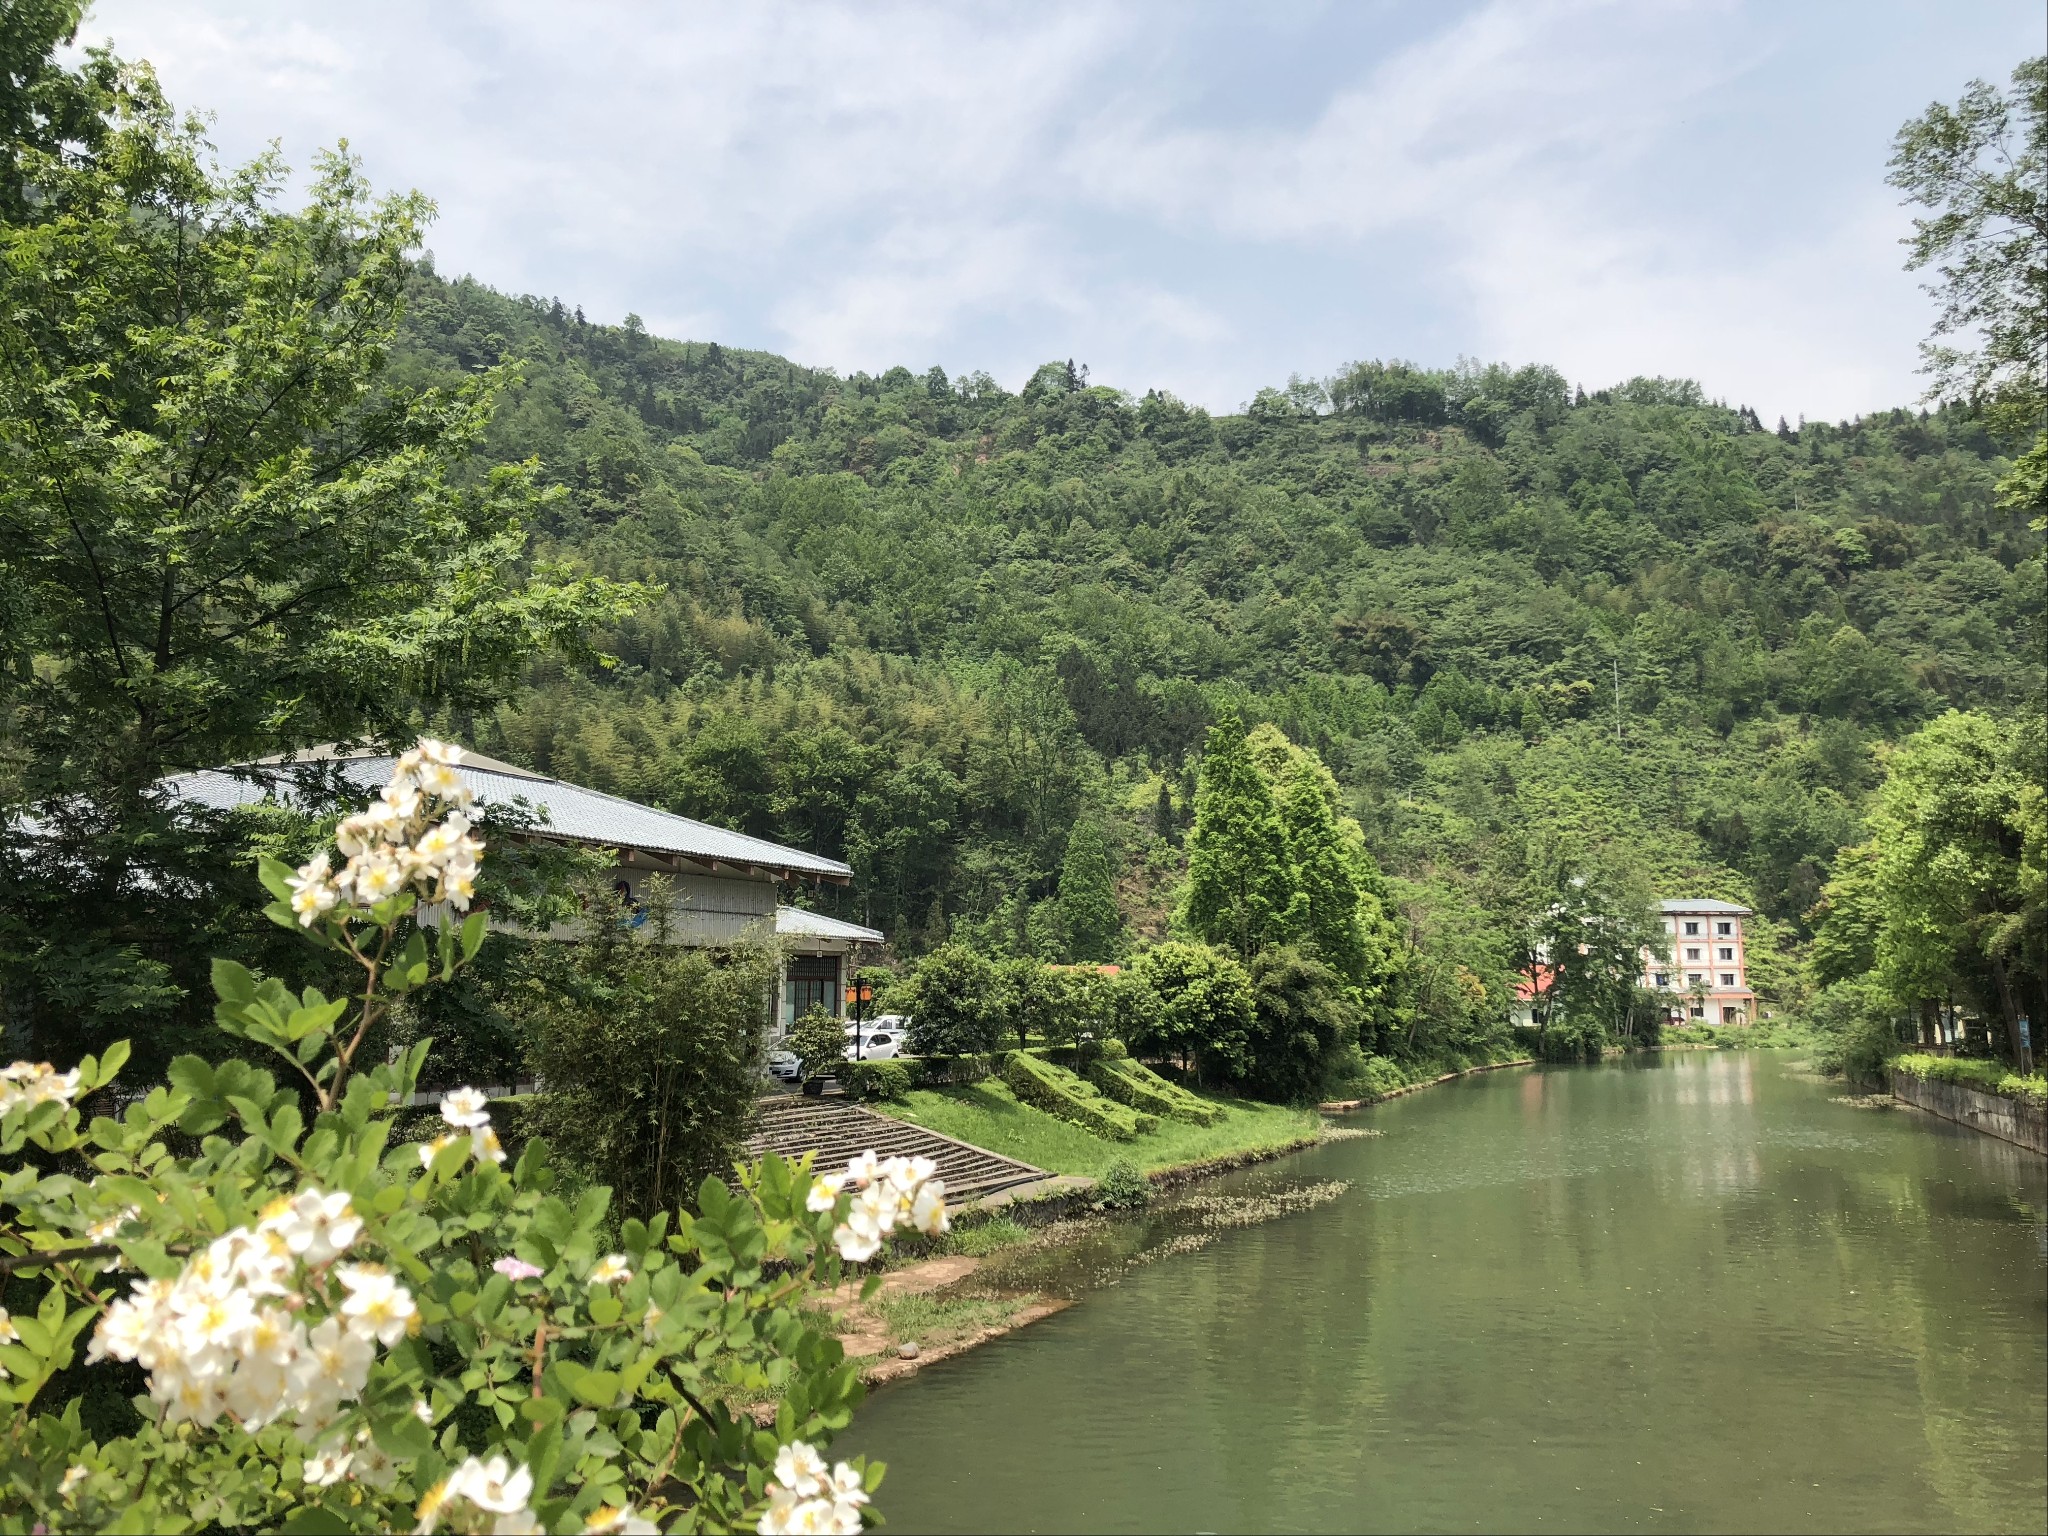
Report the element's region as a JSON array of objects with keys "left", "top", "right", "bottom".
[{"left": 879, "top": 1079, "right": 1320, "bottom": 1177}]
